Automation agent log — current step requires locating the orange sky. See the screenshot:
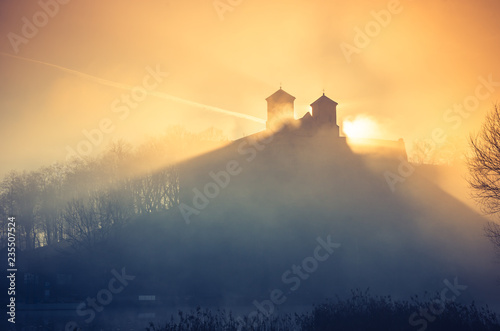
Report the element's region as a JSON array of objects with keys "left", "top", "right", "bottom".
[{"left": 1, "top": 0, "right": 500, "bottom": 175}]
